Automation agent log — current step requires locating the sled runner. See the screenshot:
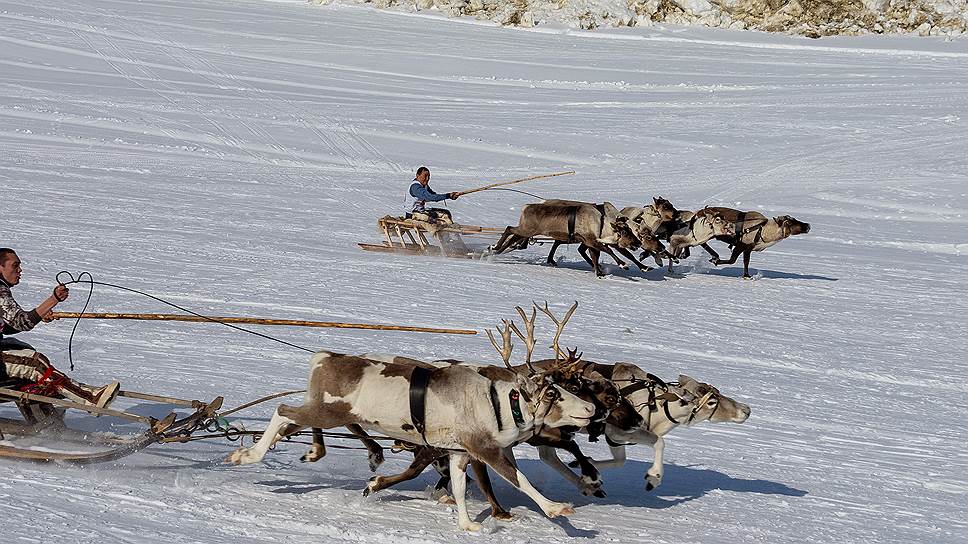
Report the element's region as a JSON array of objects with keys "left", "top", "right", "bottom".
[
  {"left": 359, "top": 215, "right": 551, "bottom": 259},
  {"left": 0, "top": 383, "right": 222, "bottom": 463}
]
